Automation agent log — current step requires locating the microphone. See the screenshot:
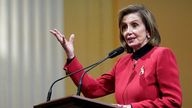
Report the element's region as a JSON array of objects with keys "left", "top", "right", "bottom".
[
  {"left": 108, "top": 46, "right": 125, "bottom": 58},
  {"left": 46, "top": 46, "right": 124, "bottom": 101}
]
